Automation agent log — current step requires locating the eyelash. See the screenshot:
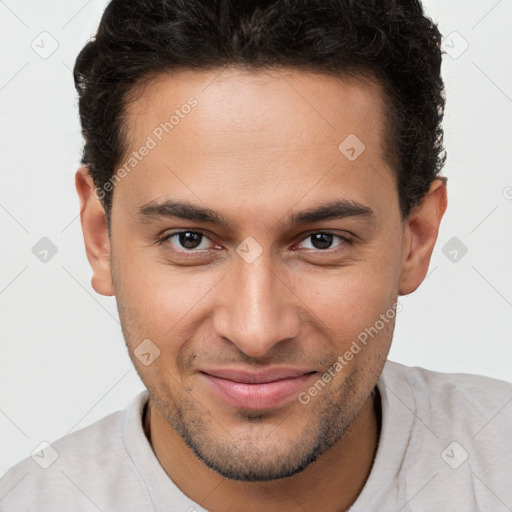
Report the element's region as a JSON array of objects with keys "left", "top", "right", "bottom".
[{"left": 157, "top": 230, "right": 353, "bottom": 257}]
